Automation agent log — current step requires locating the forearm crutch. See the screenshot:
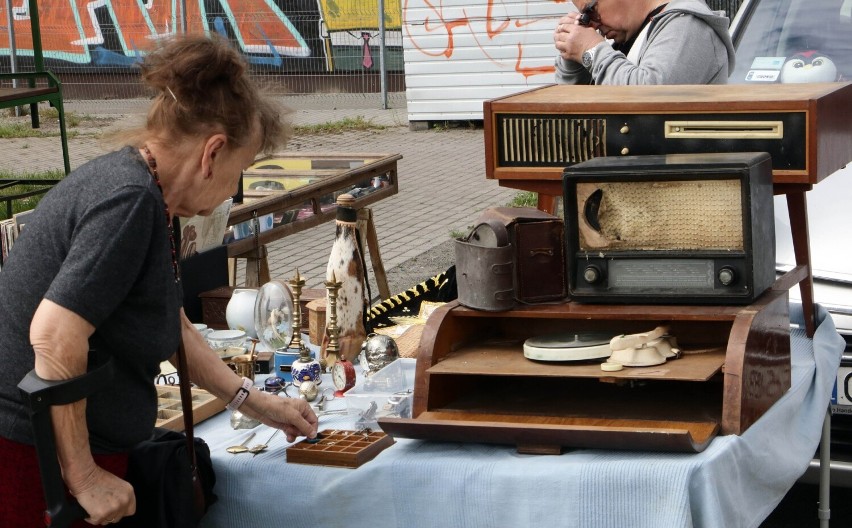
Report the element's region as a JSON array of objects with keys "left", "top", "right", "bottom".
[{"left": 17, "top": 359, "right": 114, "bottom": 528}]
